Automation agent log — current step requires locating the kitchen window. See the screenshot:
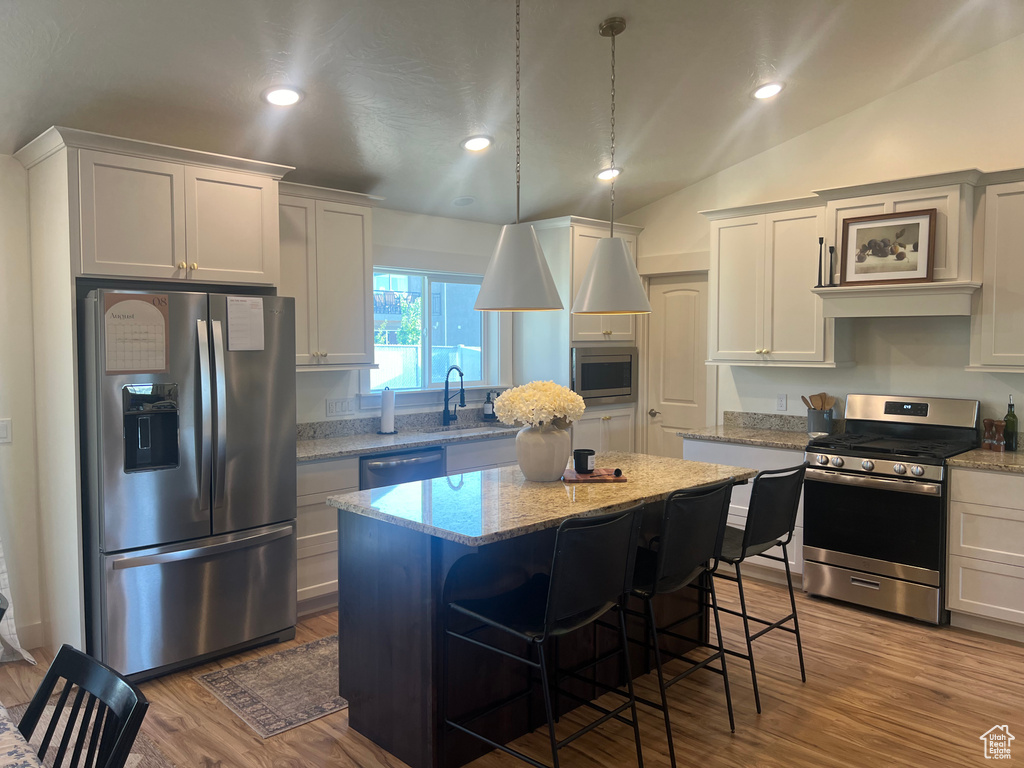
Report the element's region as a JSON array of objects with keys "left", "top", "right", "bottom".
[{"left": 367, "top": 269, "right": 486, "bottom": 391}]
